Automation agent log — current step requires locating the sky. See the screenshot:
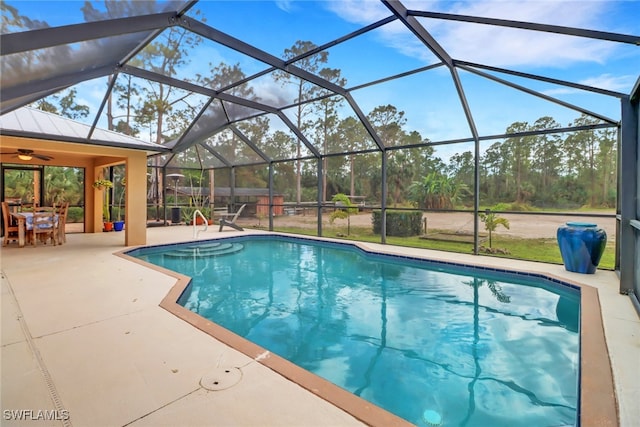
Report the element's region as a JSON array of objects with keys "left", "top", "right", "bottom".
[{"left": 4, "top": 0, "right": 640, "bottom": 150}]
